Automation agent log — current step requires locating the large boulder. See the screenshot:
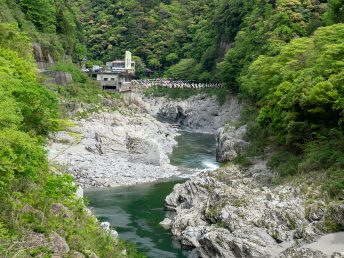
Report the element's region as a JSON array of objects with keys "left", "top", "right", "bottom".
[
  {"left": 126, "top": 135, "right": 161, "bottom": 165},
  {"left": 50, "top": 232, "right": 70, "bottom": 256},
  {"left": 159, "top": 104, "right": 188, "bottom": 123},
  {"left": 216, "top": 125, "right": 249, "bottom": 162}
]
